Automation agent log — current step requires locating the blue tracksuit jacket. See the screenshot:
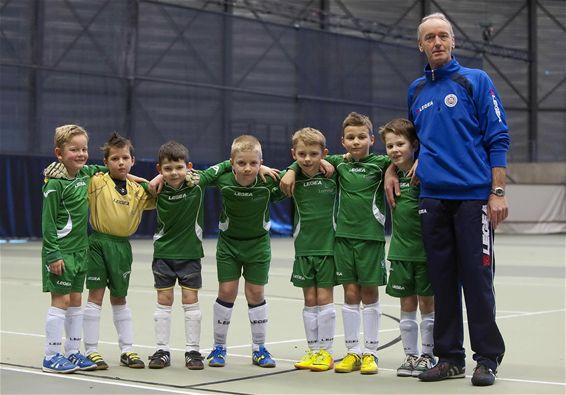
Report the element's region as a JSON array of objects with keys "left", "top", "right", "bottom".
[{"left": 407, "top": 57, "right": 510, "bottom": 200}]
